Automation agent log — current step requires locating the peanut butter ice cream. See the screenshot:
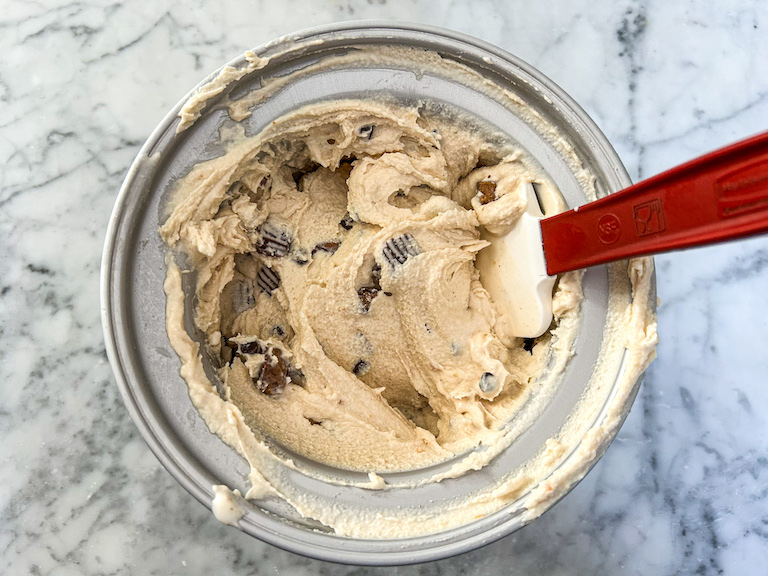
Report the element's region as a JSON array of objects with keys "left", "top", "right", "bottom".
[{"left": 160, "top": 99, "right": 570, "bottom": 473}]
